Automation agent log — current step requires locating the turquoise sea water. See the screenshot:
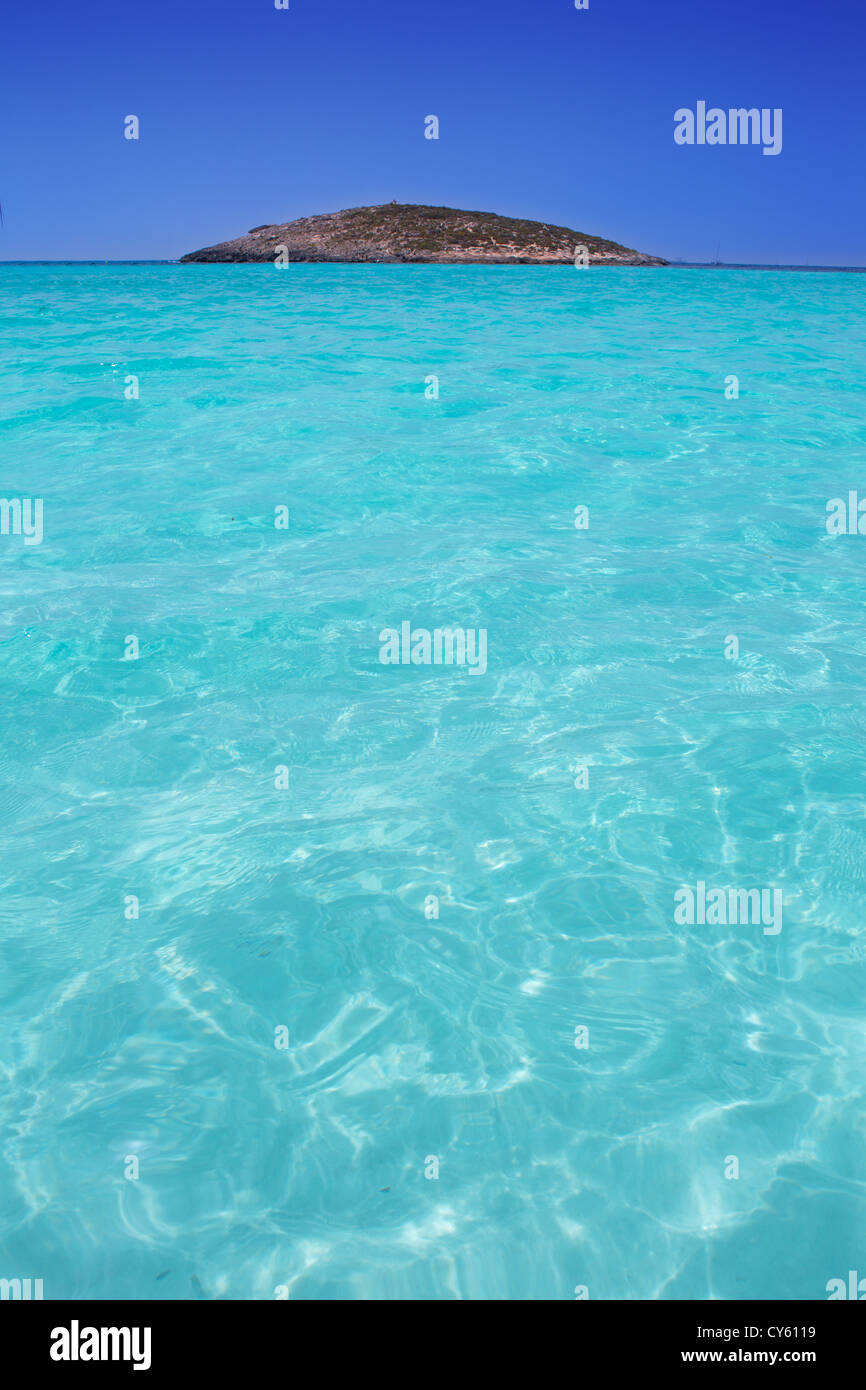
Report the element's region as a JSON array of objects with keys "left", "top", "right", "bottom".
[{"left": 1, "top": 264, "right": 865, "bottom": 1301}]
